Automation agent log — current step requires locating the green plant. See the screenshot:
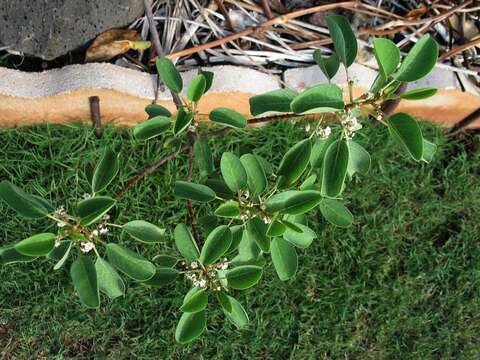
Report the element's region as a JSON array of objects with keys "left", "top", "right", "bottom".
[{"left": 0, "top": 16, "right": 440, "bottom": 344}]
